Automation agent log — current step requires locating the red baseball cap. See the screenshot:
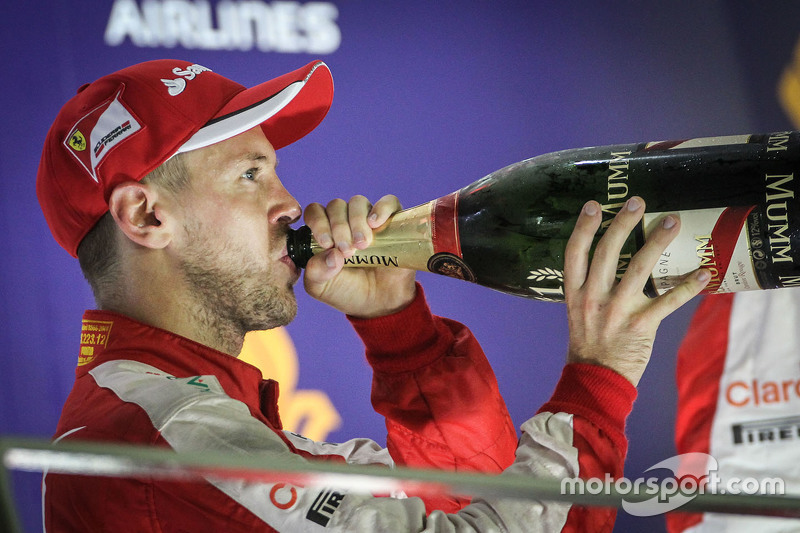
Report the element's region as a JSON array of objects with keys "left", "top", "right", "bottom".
[{"left": 37, "top": 59, "right": 334, "bottom": 257}]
